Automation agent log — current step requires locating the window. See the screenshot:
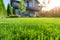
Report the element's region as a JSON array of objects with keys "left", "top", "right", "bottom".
[
  {"left": 29, "top": 2, "right": 33, "bottom": 7},
  {"left": 15, "top": 9, "right": 20, "bottom": 15},
  {"left": 12, "top": 2, "right": 19, "bottom": 7},
  {"left": 29, "top": 0, "right": 34, "bottom": 7},
  {"left": 24, "top": 2, "right": 27, "bottom": 7}
]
